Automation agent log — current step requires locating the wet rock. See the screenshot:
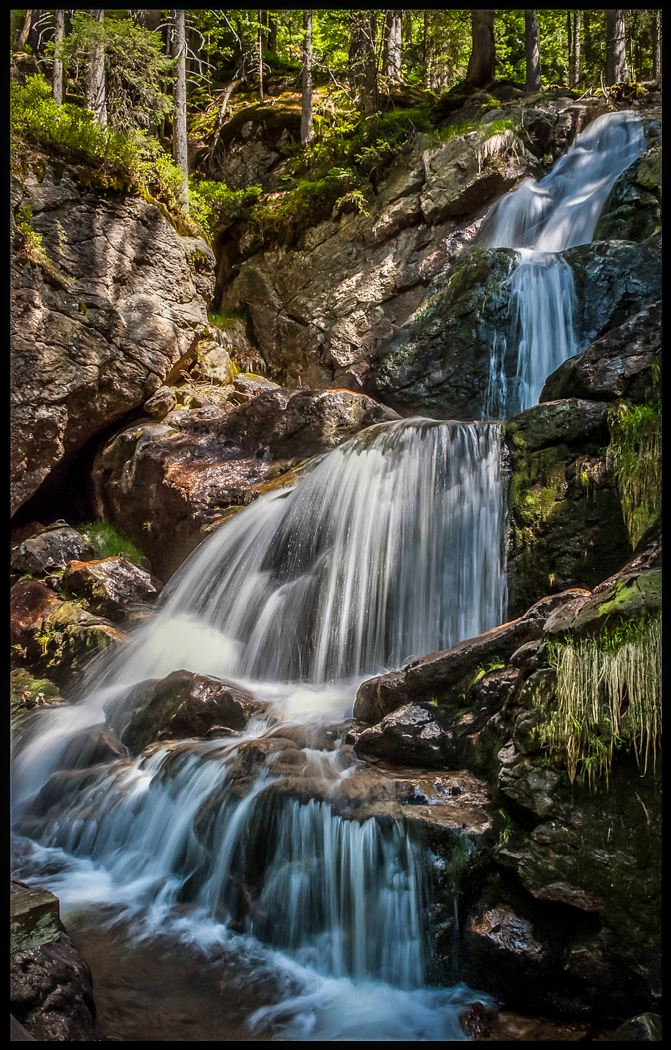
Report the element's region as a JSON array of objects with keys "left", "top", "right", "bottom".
[
  {"left": 353, "top": 703, "right": 453, "bottom": 768},
  {"left": 121, "top": 670, "right": 265, "bottom": 755},
  {"left": 528, "top": 881, "right": 604, "bottom": 912},
  {"left": 498, "top": 748, "right": 560, "bottom": 817},
  {"left": 540, "top": 301, "right": 661, "bottom": 405},
  {"left": 93, "top": 388, "right": 399, "bottom": 578},
  {"left": 10, "top": 580, "right": 63, "bottom": 664},
  {"left": 143, "top": 386, "right": 177, "bottom": 416},
  {"left": 10, "top": 930, "right": 96, "bottom": 1041},
  {"left": 564, "top": 237, "right": 662, "bottom": 349},
  {"left": 504, "top": 398, "right": 631, "bottom": 617},
  {"left": 469, "top": 904, "right": 545, "bottom": 960},
  {"left": 10, "top": 526, "right": 95, "bottom": 577},
  {"left": 354, "top": 589, "right": 586, "bottom": 725},
  {"left": 61, "top": 556, "right": 161, "bottom": 621},
  {"left": 613, "top": 1013, "right": 662, "bottom": 1041},
  {"left": 59, "top": 724, "right": 127, "bottom": 769},
  {"left": 509, "top": 639, "right": 548, "bottom": 675},
  {"left": 11, "top": 161, "right": 215, "bottom": 516},
  {"left": 367, "top": 248, "right": 517, "bottom": 420}
]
